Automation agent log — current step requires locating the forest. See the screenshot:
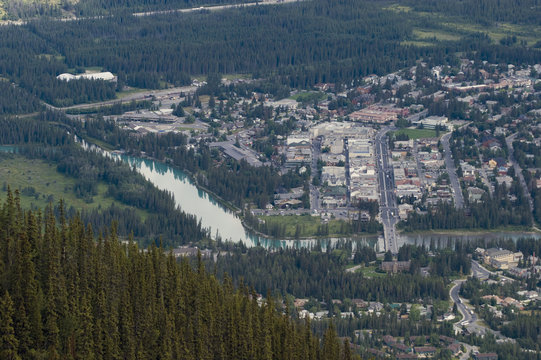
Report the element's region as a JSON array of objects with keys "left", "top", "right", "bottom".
[
  {"left": 208, "top": 246, "right": 450, "bottom": 302},
  {"left": 0, "top": 192, "right": 355, "bottom": 360},
  {"left": 2, "top": 0, "right": 541, "bottom": 112}
]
